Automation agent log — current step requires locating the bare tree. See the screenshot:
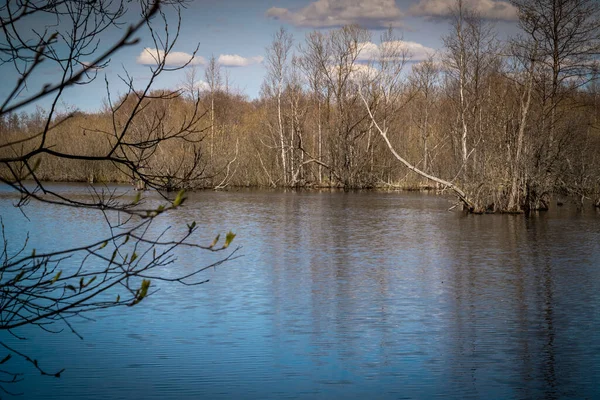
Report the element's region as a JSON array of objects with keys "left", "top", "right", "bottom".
[
  {"left": 287, "top": 56, "right": 307, "bottom": 186},
  {"left": 502, "top": 25, "right": 541, "bottom": 212},
  {"left": 182, "top": 64, "right": 203, "bottom": 101},
  {"left": 409, "top": 55, "right": 441, "bottom": 175},
  {"left": 205, "top": 54, "right": 222, "bottom": 165},
  {"left": 265, "top": 27, "right": 293, "bottom": 185},
  {"left": 511, "top": 0, "right": 600, "bottom": 209},
  {"left": 443, "top": 0, "right": 499, "bottom": 180},
  {"left": 0, "top": 0, "right": 238, "bottom": 394},
  {"left": 297, "top": 31, "right": 330, "bottom": 184}
]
